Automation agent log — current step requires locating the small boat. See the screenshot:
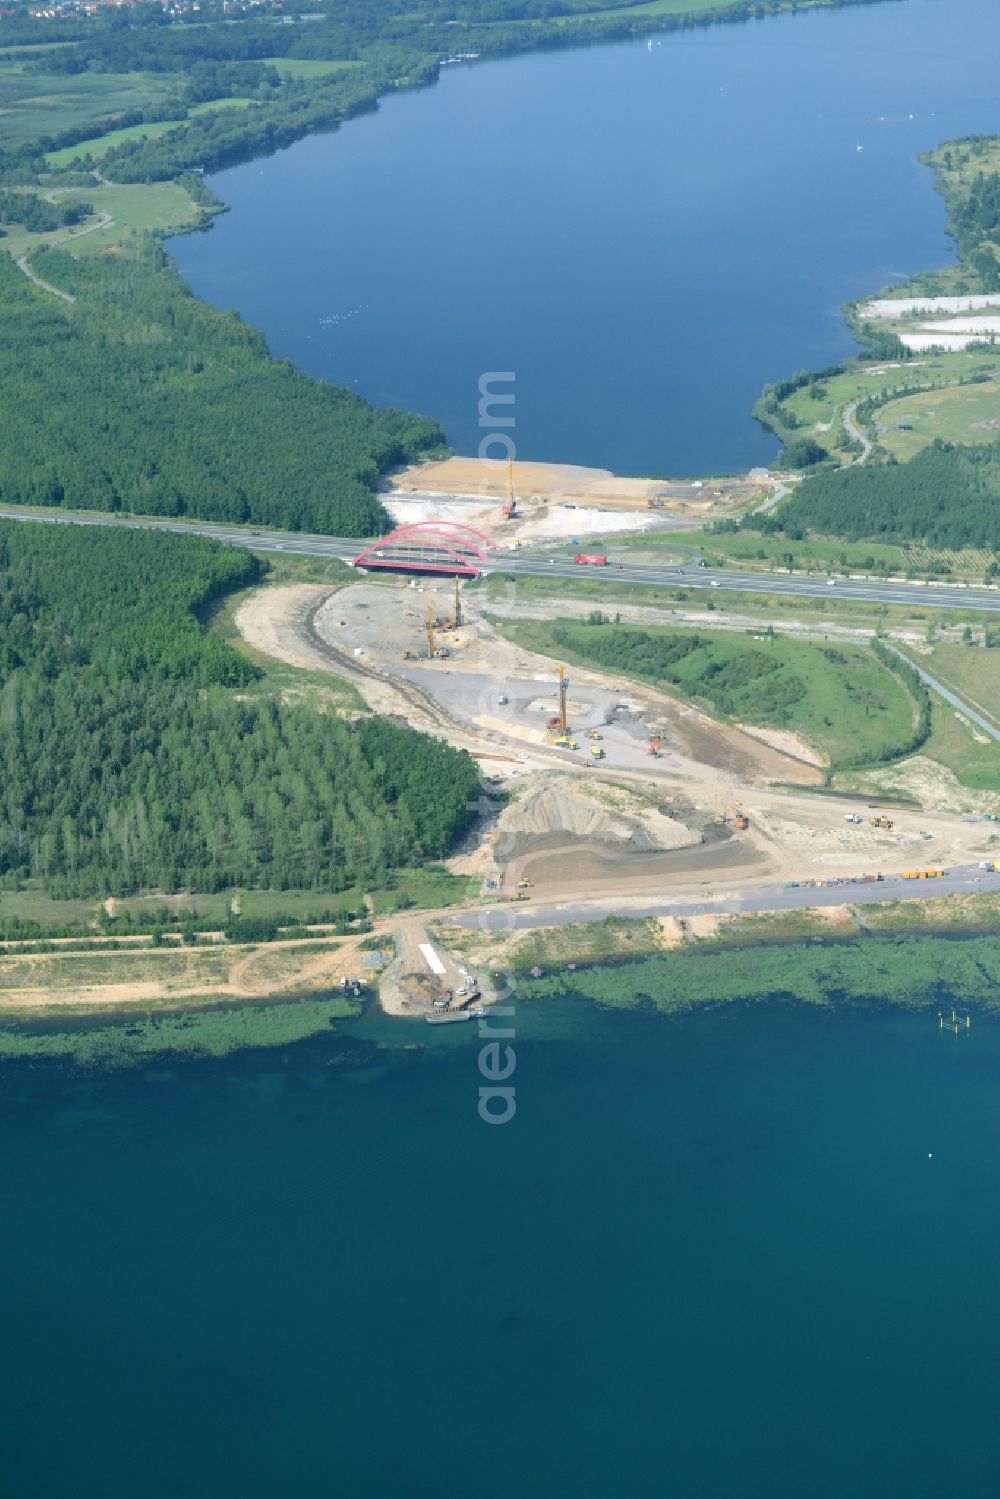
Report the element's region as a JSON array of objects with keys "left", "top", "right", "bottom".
[{"left": 425, "top": 1011, "right": 473, "bottom": 1026}]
